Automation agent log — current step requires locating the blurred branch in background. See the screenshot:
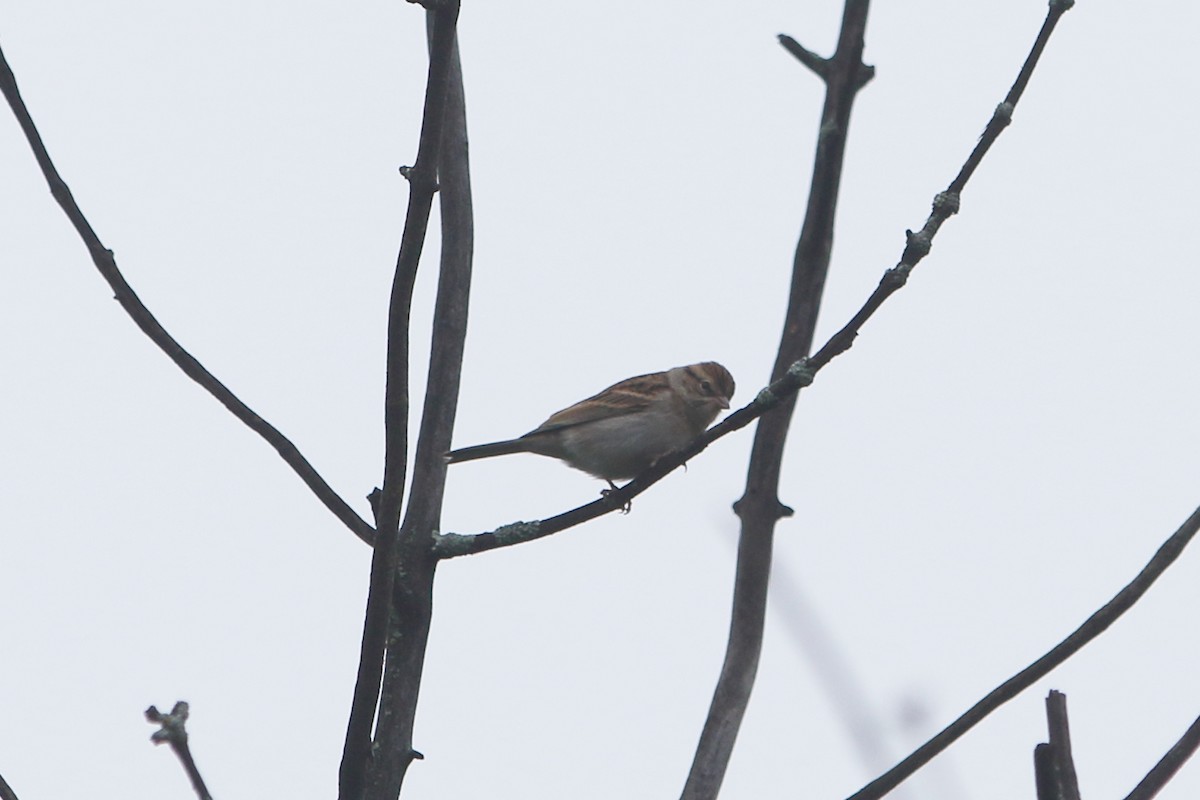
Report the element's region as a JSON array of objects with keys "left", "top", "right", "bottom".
[
  {"left": 686, "top": 0, "right": 1074, "bottom": 797},
  {"left": 767, "top": 559, "right": 920, "bottom": 800},
  {"left": 681, "top": 0, "right": 873, "bottom": 794}
]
